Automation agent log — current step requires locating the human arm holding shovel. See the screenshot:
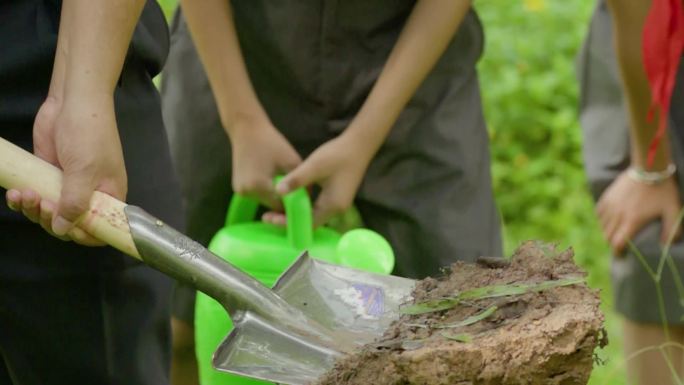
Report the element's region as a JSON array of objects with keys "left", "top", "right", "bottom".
[
  {"left": 597, "top": 0, "right": 683, "bottom": 255},
  {"left": 5, "top": 0, "right": 146, "bottom": 244},
  {"left": 181, "top": 0, "right": 474, "bottom": 227}
]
